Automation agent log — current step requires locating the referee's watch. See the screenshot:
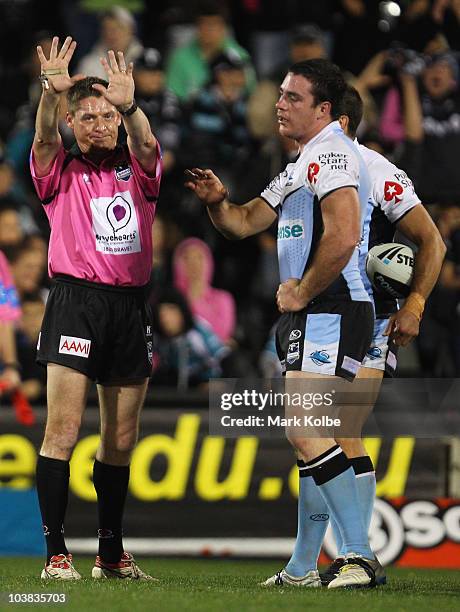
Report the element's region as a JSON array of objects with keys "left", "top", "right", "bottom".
[{"left": 118, "top": 100, "right": 138, "bottom": 117}]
